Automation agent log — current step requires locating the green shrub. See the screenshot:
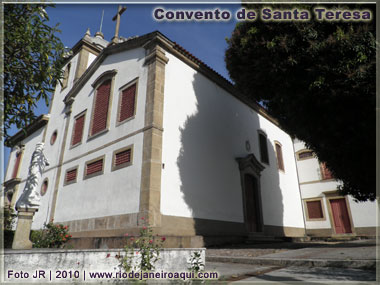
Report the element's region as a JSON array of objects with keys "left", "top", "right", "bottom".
[{"left": 31, "top": 220, "right": 72, "bottom": 248}]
